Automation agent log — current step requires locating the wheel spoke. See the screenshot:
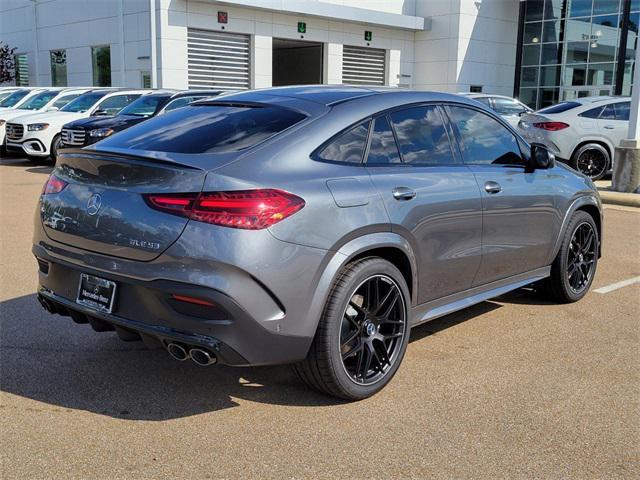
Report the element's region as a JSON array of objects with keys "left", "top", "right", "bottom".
[
  {"left": 341, "top": 330, "right": 360, "bottom": 349},
  {"left": 342, "top": 340, "right": 363, "bottom": 360},
  {"left": 359, "top": 343, "right": 372, "bottom": 379},
  {"left": 379, "top": 290, "right": 400, "bottom": 319}
]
